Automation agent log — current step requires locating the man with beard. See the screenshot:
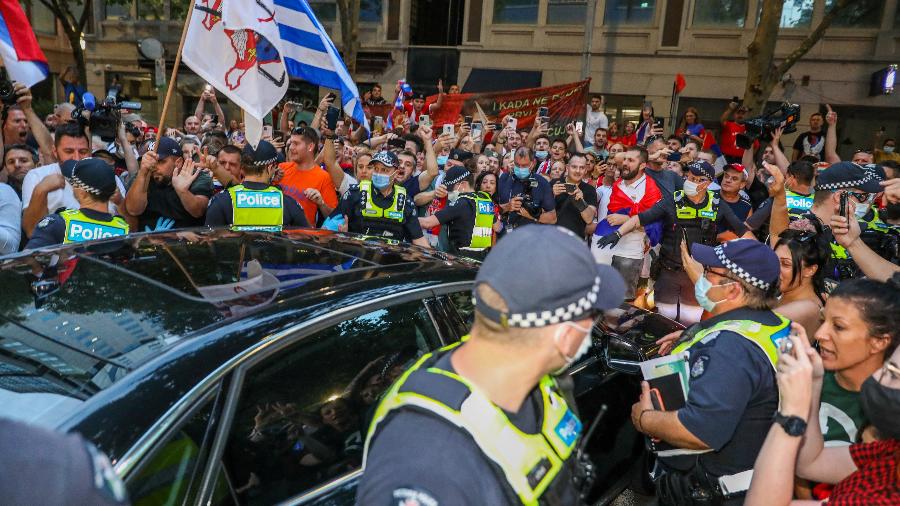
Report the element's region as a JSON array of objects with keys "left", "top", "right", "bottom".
[{"left": 125, "top": 137, "right": 213, "bottom": 231}]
